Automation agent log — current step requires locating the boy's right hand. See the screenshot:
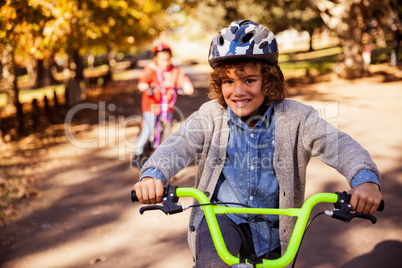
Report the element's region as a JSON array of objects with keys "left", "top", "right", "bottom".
[{"left": 133, "top": 178, "right": 164, "bottom": 204}]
